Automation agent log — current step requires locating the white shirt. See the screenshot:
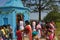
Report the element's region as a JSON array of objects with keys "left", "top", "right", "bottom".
[{"left": 19, "top": 21, "right": 24, "bottom": 30}]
